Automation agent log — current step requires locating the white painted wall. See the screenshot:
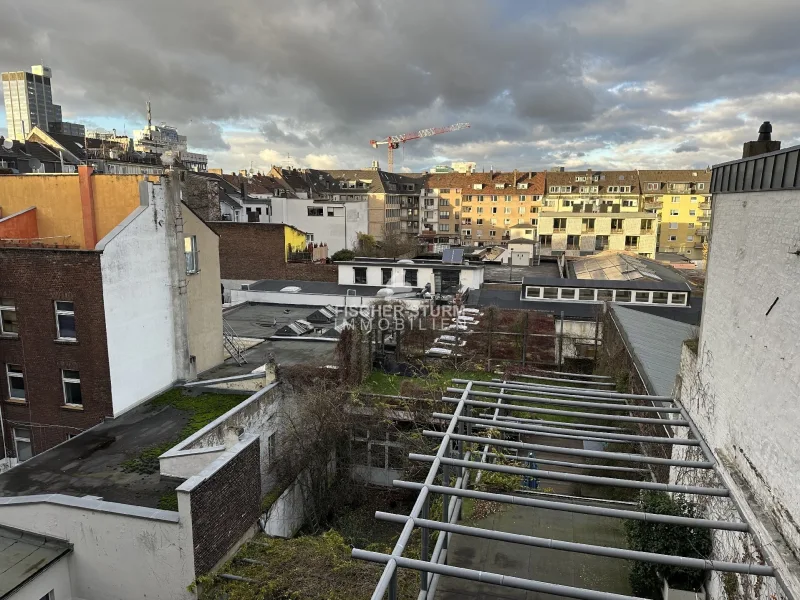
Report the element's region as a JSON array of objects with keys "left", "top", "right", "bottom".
[
  {"left": 231, "top": 288, "right": 428, "bottom": 311},
  {"left": 271, "top": 198, "right": 368, "bottom": 252},
  {"left": 0, "top": 497, "right": 193, "bottom": 600},
  {"left": 99, "top": 184, "right": 177, "bottom": 415},
  {"left": 673, "top": 188, "right": 800, "bottom": 599},
  {"left": 337, "top": 264, "right": 484, "bottom": 291},
  {"left": 9, "top": 555, "right": 72, "bottom": 600}
]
